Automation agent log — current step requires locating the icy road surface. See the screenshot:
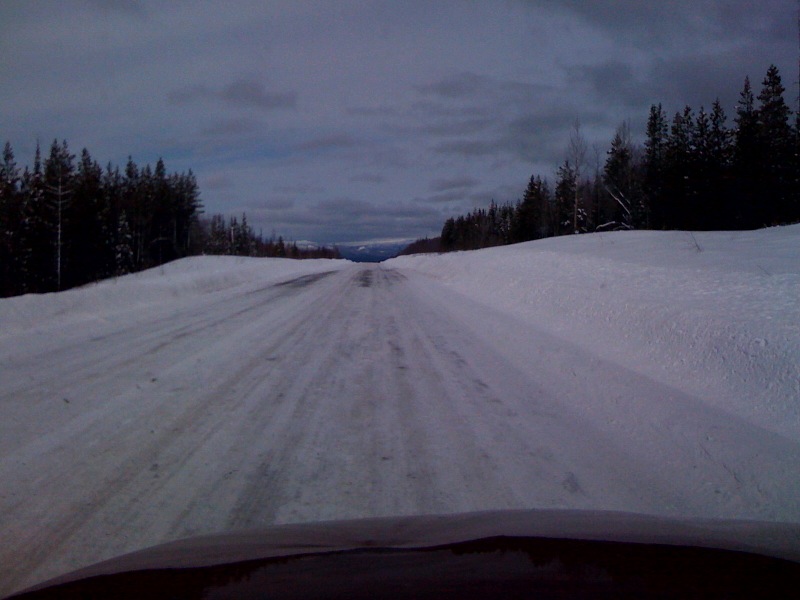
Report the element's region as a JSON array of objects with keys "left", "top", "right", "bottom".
[{"left": 2, "top": 259, "right": 799, "bottom": 595}]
